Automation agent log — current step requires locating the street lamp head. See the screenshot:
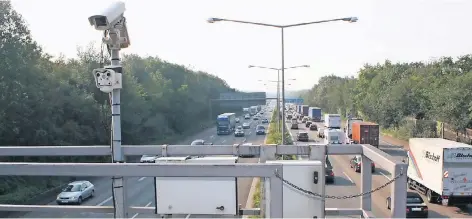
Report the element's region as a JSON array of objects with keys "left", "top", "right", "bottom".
[
  {"left": 302, "top": 65, "right": 310, "bottom": 68},
  {"left": 248, "top": 65, "right": 254, "bottom": 68},
  {"left": 207, "top": 17, "right": 223, "bottom": 23},
  {"left": 342, "top": 17, "right": 358, "bottom": 23}
]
